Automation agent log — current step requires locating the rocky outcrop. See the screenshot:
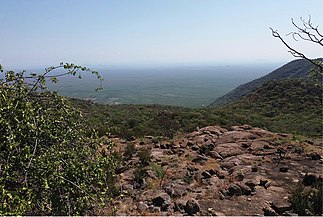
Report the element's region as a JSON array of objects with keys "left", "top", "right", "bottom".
[{"left": 108, "top": 125, "right": 322, "bottom": 216}]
